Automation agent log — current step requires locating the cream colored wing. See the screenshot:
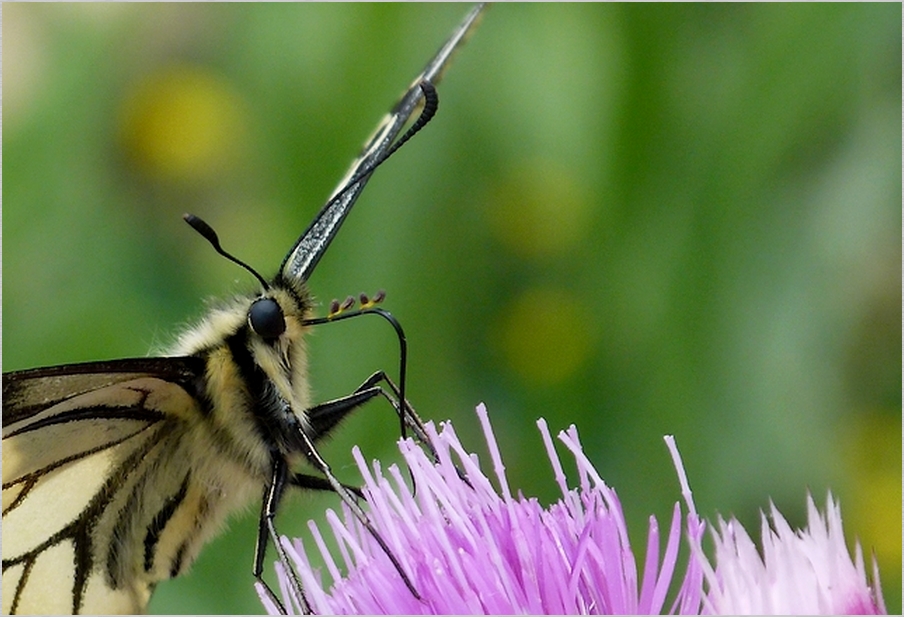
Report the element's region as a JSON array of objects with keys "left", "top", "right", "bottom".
[{"left": 2, "top": 361, "right": 212, "bottom": 614}]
